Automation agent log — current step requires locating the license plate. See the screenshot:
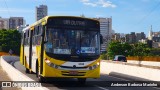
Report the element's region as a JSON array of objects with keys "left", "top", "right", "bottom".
[{"left": 69, "top": 71, "right": 78, "bottom": 75}]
